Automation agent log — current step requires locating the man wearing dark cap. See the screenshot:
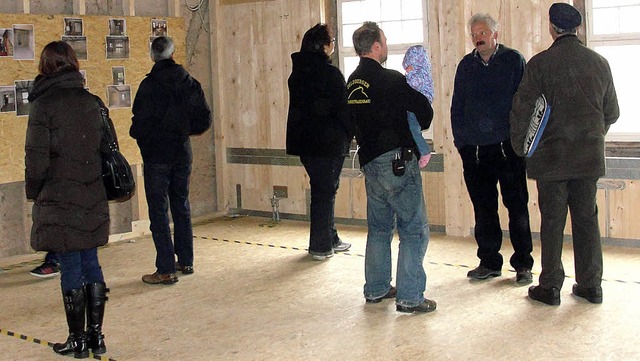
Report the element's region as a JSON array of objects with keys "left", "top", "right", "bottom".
[{"left": 510, "top": 3, "right": 619, "bottom": 306}]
